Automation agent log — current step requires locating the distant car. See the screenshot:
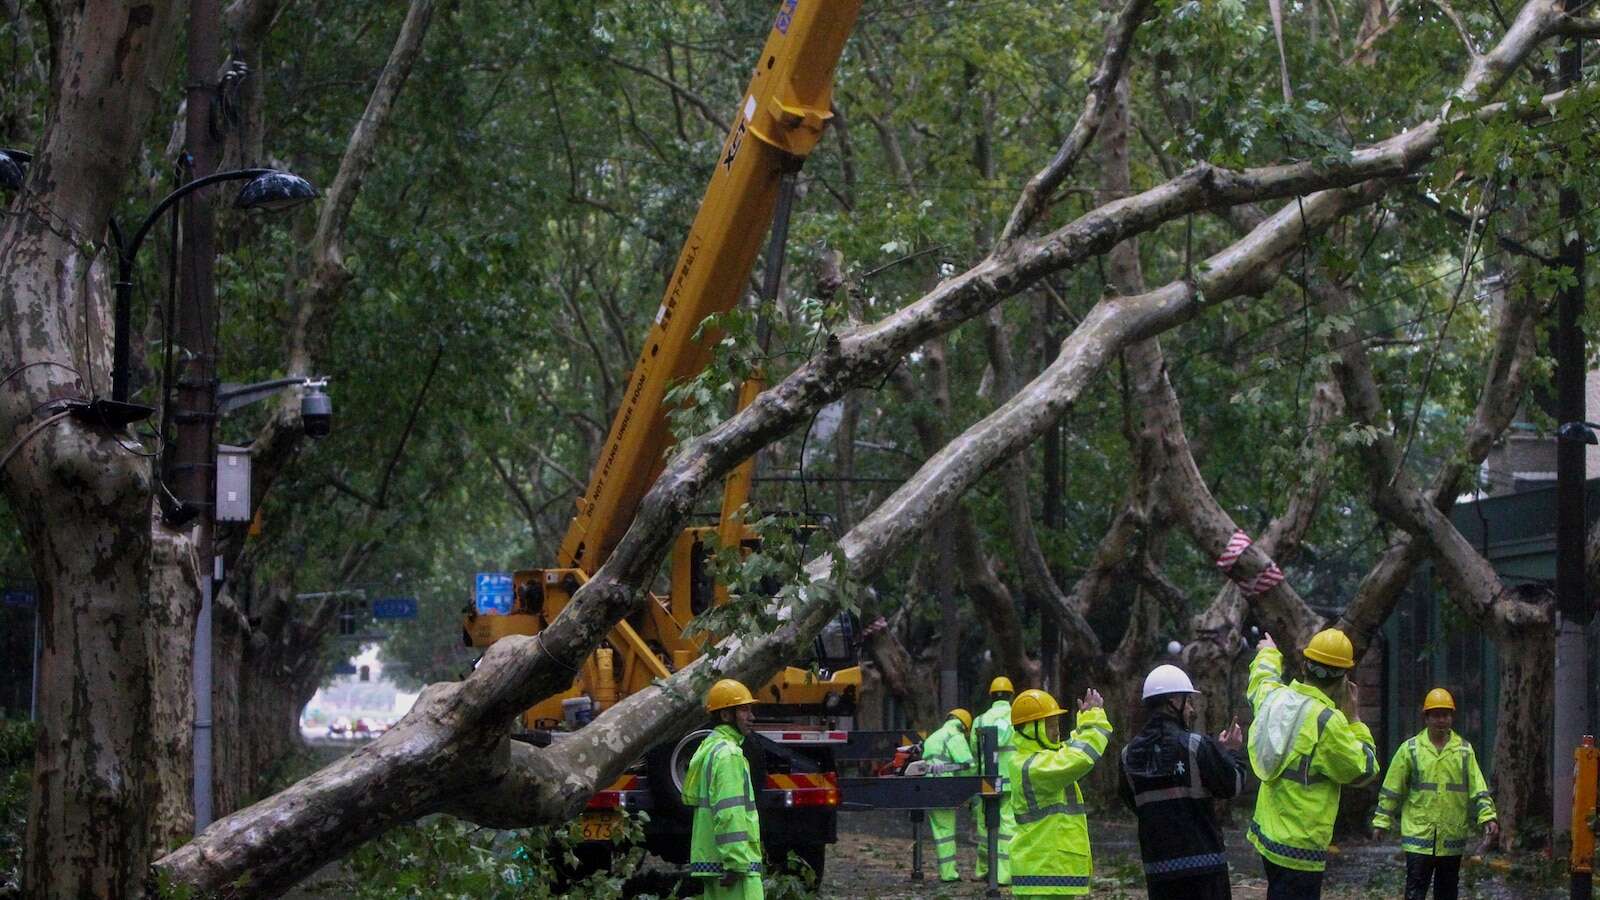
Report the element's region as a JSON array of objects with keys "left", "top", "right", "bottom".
[
  {"left": 328, "top": 717, "right": 351, "bottom": 738},
  {"left": 354, "top": 718, "right": 372, "bottom": 737},
  {"left": 370, "top": 719, "right": 390, "bottom": 736}
]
